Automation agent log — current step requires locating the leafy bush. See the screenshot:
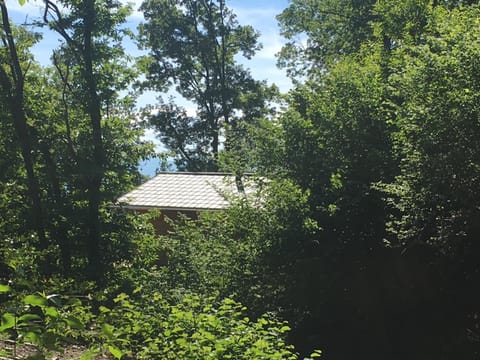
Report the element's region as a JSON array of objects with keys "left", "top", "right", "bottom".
[
  {"left": 0, "top": 285, "right": 93, "bottom": 357},
  {"left": 1, "top": 284, "right": 314, "bottom": 359},
  {"left": 98, "top": 291, "right": 302, "bottom": 359},
  {"left": 155, "top": 178, "right": 317, "bottom": 318}
]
